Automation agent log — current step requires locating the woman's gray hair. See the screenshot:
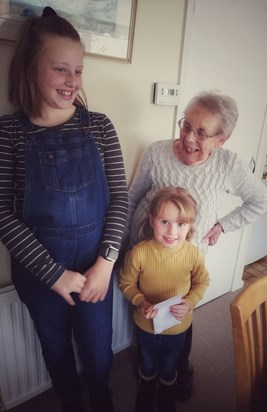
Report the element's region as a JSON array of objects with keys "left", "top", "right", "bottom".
[{"left": 184, "top": 90, "right": 239, "bottom": 137}]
